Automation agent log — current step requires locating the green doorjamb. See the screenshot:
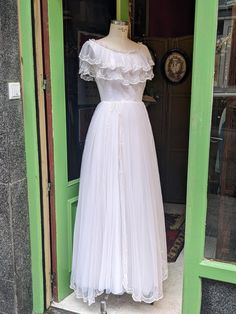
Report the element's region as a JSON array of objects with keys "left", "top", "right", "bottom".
[
  {"left": 183, "top": 0, "right": 236, "bottom": 313},
  {"left": 117, "top": 0, "right": 129, "bottom": 21},
  {"left": 18, "top": 1, "right": 44, "bottom": 313},
  {"left": 47, "top": 0, "right": 79, "bottom": 301}
]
